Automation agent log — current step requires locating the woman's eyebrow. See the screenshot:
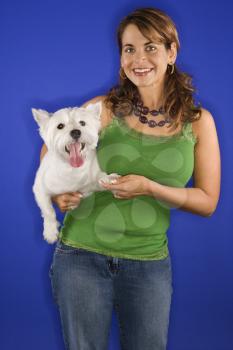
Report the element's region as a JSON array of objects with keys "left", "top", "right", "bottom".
[
  {"left": 123, "top": 41, "right": 155, "bottom": 48},
  {"left": 122, "top": 43, "right": 134, "bottom": 48}
]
